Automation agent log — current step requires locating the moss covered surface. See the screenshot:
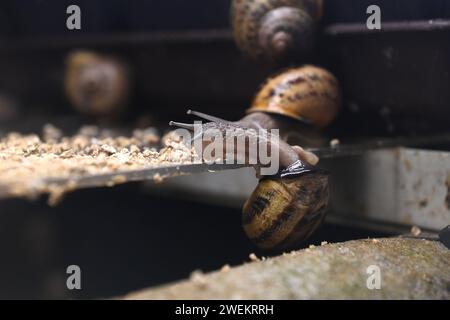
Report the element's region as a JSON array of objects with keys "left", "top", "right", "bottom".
[{"left": 124, "top": 238, "right": 450, "bottom": 300}]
